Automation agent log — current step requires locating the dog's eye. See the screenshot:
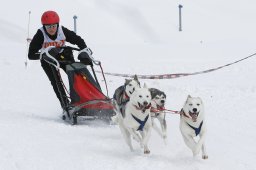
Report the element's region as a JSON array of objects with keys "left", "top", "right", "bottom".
[
  {"left": 129, "top": 84, "right": 132, "bottom": 86},
  {"left": 155, "top": 97, "right": 159, "bottom": 99},
  {"left": 146, "top": 95, "right": 149, "bottom": 98},
  {"left": 197, "top": 104, "right": 200, "bottom": 106},
  {"left": 189, "top": 104, "right": 192, "bottom": 106},
  {"left": 139, "top": 95, "right": 142, "bottom": 98}
]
